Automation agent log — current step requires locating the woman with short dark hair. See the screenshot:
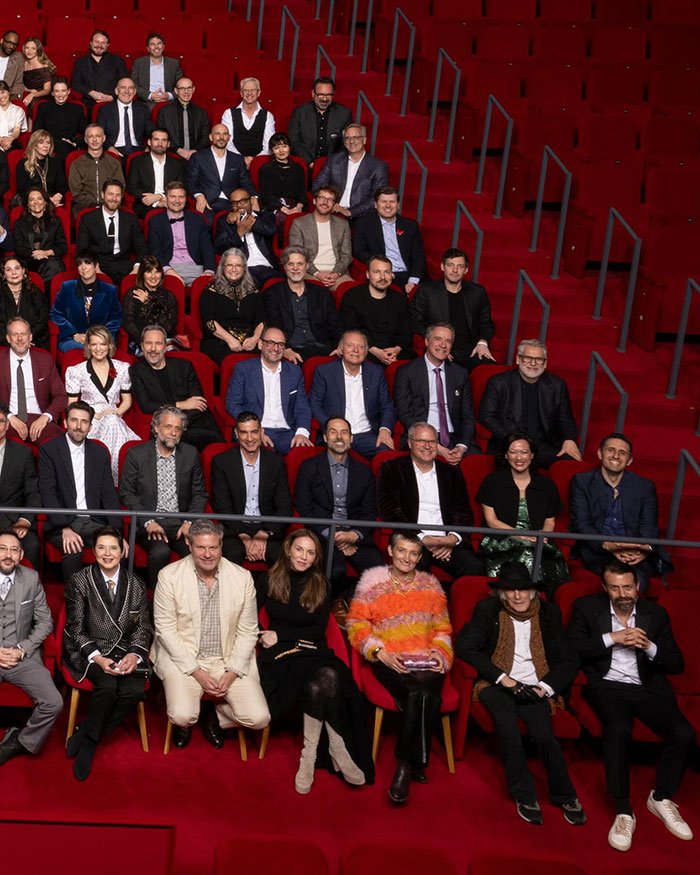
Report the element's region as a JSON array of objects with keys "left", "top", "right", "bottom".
[{"left": 121, "top": 255, "right": 179, "bottom": 354}]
